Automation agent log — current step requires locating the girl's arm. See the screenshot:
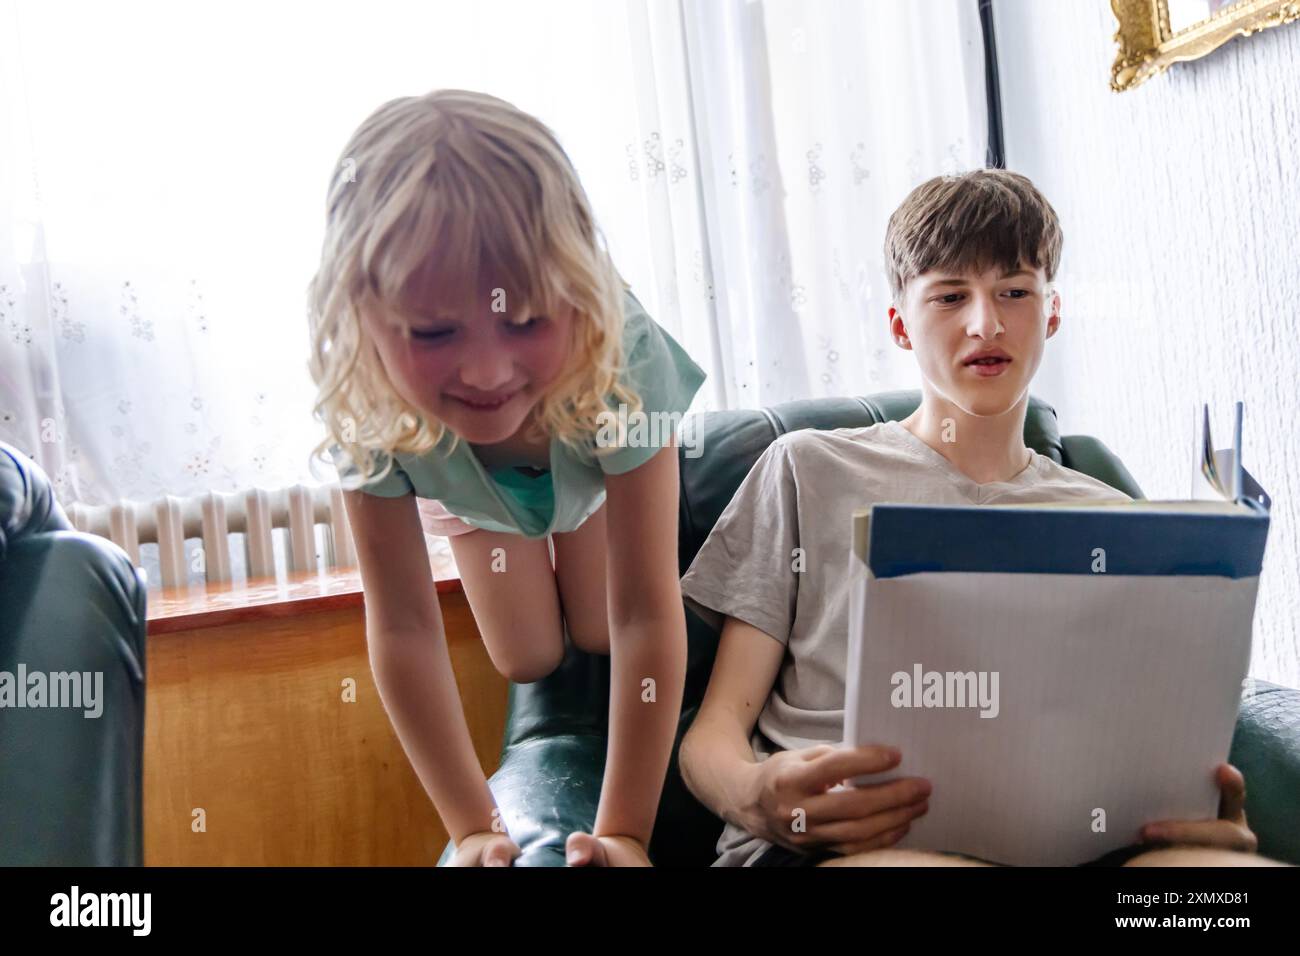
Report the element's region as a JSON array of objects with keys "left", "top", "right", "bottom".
[
  {"left": 343, "top": 490, "right": 512, "bottom": 861},
  {"left": 584, "top": 442, "right": 689, "bottom": 856}
]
